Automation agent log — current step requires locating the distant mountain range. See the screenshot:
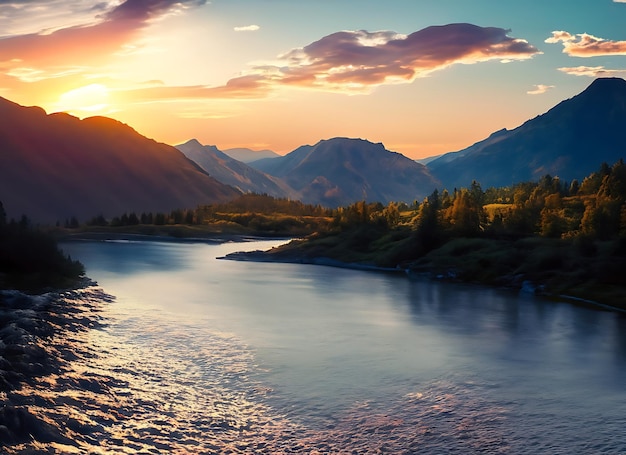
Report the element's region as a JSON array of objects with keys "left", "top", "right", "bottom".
[
  {"left": 2, "top": 77, "right": 625, "bottom": 223},
  {"left": 221, "top": 147, "right": 280, "bottom": 163},
  {"left": 176, "top": 139, "right": 295, "bottom": 198},
  {"left": 428, "top": 77, "right": 626, "bottom": 189},
  {"left": 249, "top": 137, "right": 440, "bottom": 206},
  {"left": 0, "top": 98, "right": 239, "bottom": 223}
]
